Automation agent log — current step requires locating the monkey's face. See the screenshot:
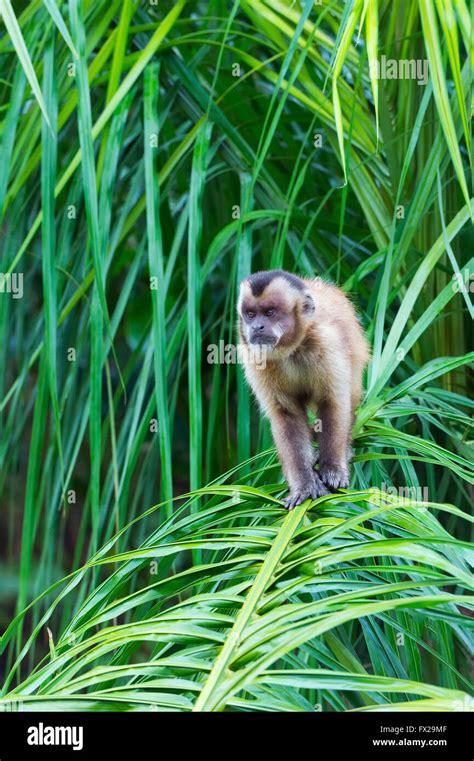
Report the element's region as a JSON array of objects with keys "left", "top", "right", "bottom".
[
  {"left": 241, "top": 300, "right": 288, "bottom": 347},
  {"left": 238, "top": 272, "right": 317, "bottom": 357},
  {"left": 238, "top": 273, "right": 307, "bottom": 353}
]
